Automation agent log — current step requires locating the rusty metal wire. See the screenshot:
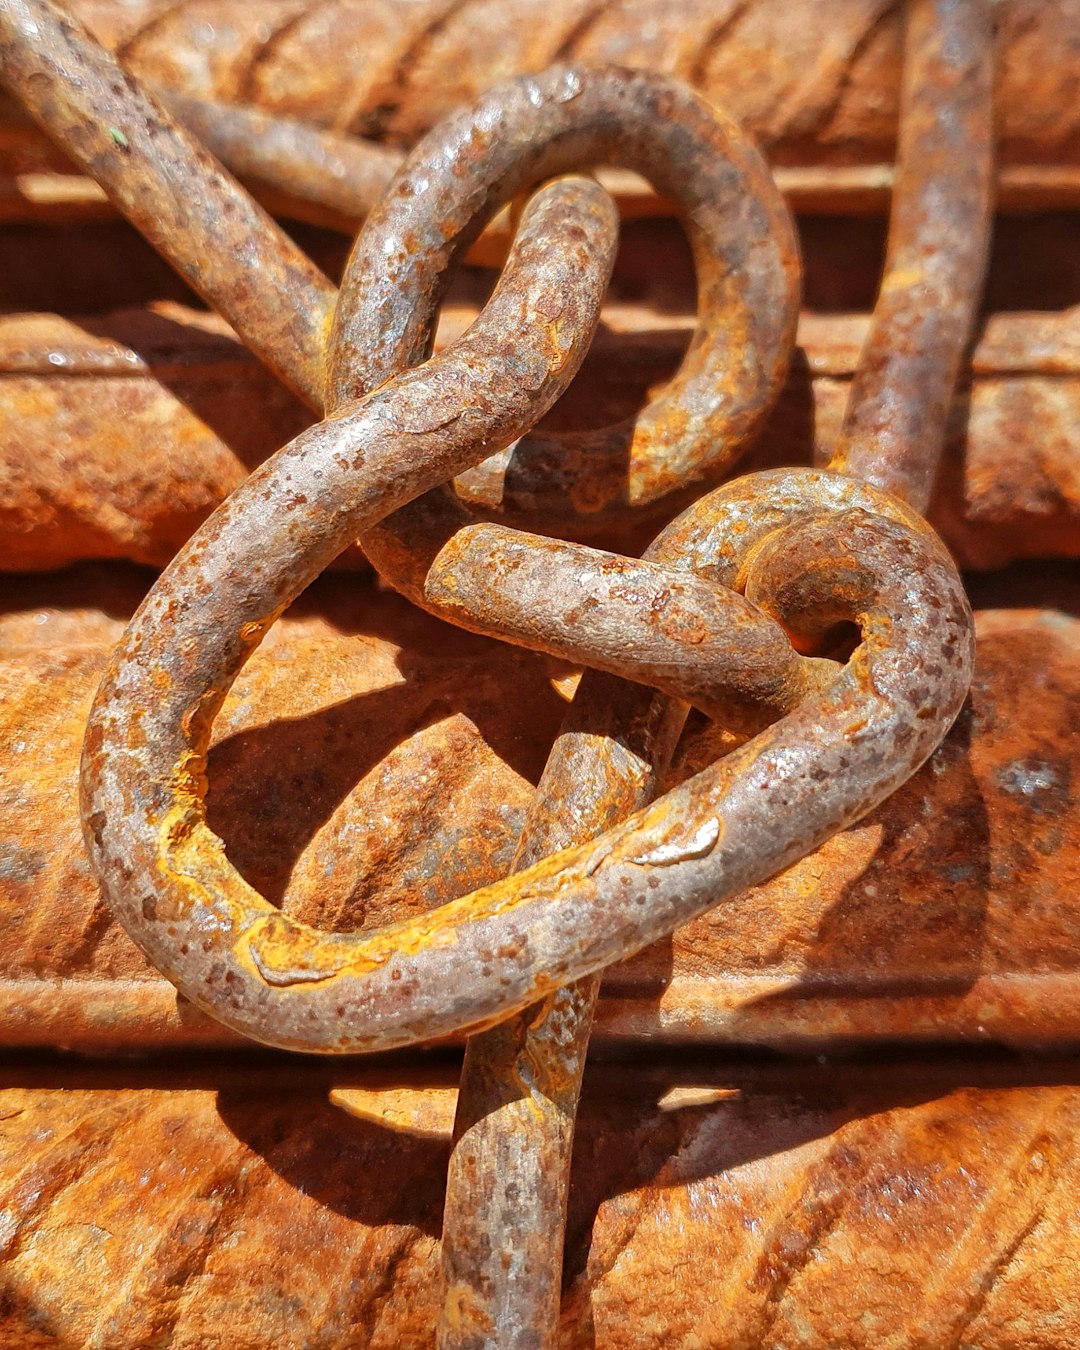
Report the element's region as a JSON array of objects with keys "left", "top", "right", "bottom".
[
  {"left": 54, "top": 55, "right": 968, "bottom": 1054},
  {"left": 330, "top": 65, "right": 800, "bottom": 535},
  {"left": 158, "top": 87, "right": 402, "bottom": 228},
  {"left": 441, "top": 666, "right": 687, "bottom": 1346},
  {"left": 827, "top": 0, "right": 994, "bottom": 511},
  {"left": 0, "top": 0, "right": 336, "bottom": 408},
  {"left": 0, "top": 3, "right": 990, "bottom": 1348},
  {"left": 406, "top": 3, "right": 994, "bottom": 1344},
  {"left": 0, "top": 0, "right": 1075, "bottom": 214}
]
